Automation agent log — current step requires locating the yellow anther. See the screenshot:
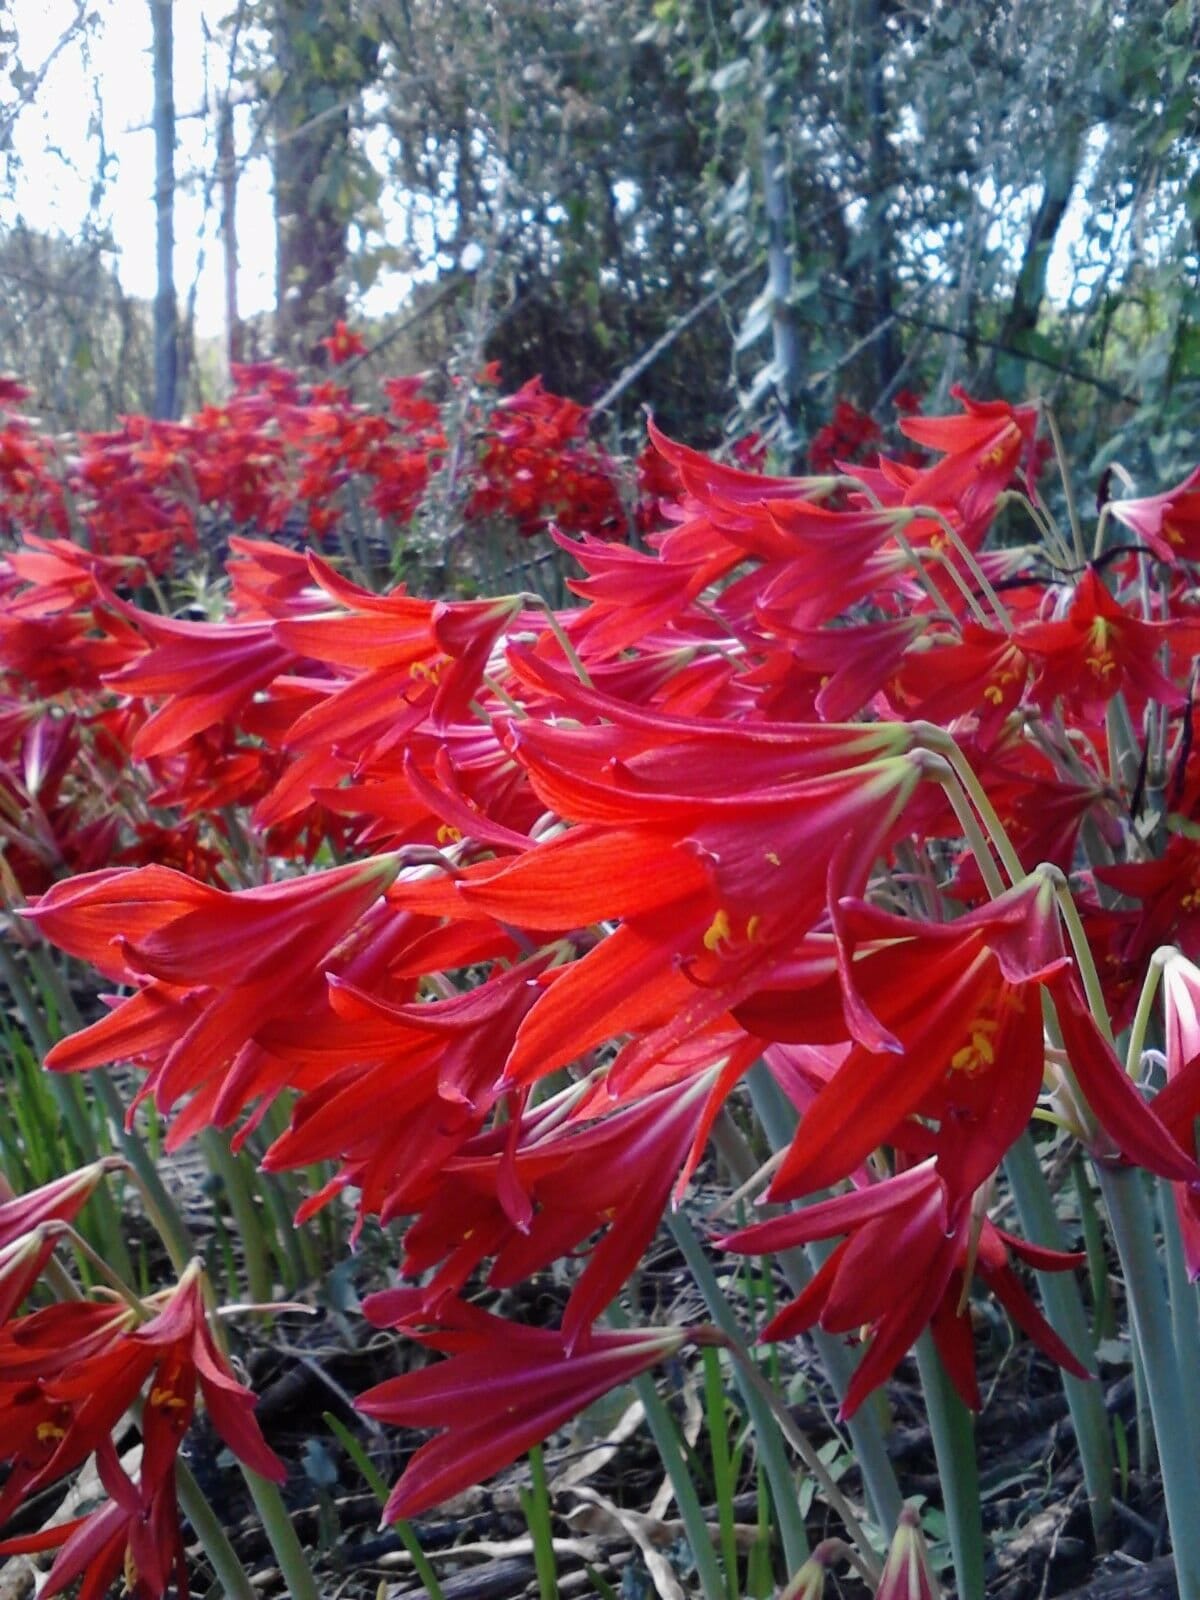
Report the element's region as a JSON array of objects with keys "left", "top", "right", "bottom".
[
  {"left": 36, "top": 1421, "right": 66, "bottom": 1444},
  {"left": 436, "top": 824, "right": 463, "bottom": 845},
  {"left": 949, "top": 1017, "right": 999, "bottom": 1076},
  {"left": 703, "top": 908, "right": 732, "bottom": 952},
  {"left": 149, "top": 1386, "right": 187, "bottom": 1411}
]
